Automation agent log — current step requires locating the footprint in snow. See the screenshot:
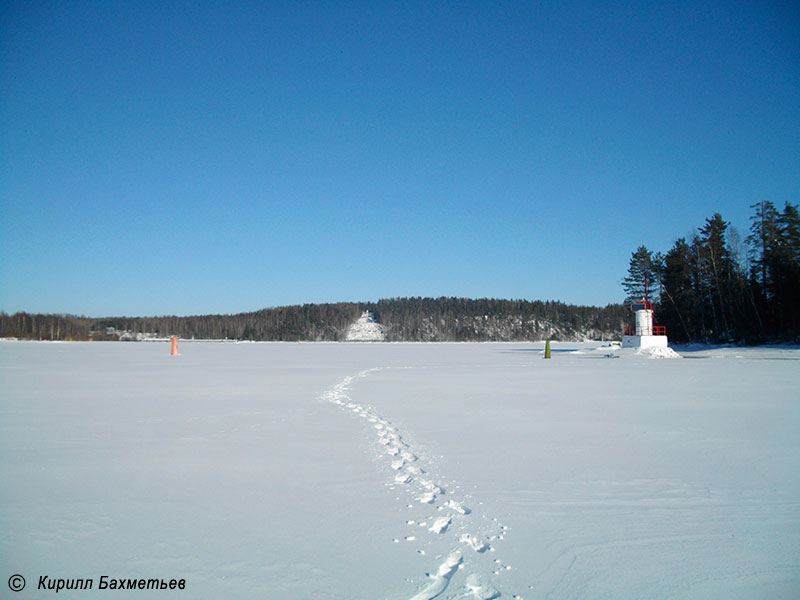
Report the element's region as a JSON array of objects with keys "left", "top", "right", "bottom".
[
  {"left": 445, "top": 499, "right": 471, "bottom": 515},
  {"left": 418, "top": 491, "right": 437, "bottom": 504},
  {"left": 428, "top": 516, "right": 451, "bottom": 534},
  {"left": 465, "top": 573, "right": 501, "bottom": 600},
  {"left": 408, "top": 552, "right": 462, "bottom": 600},
  {"left": 461, "top": 533, "right": 490, "bottom": 553}
]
